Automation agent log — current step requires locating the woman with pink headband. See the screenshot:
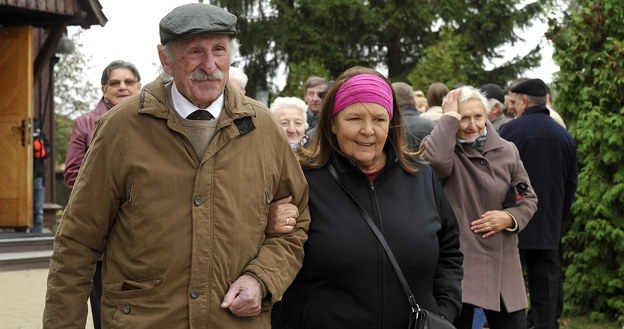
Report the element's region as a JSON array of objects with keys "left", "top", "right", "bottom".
[{"left": 271, "top": 66, "right": 463, "bottom": 328}]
